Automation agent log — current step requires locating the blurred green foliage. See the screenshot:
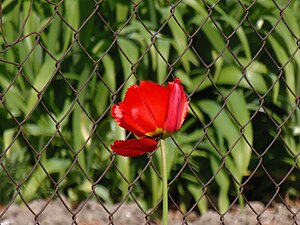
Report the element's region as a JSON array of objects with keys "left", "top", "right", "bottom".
[{"left": 0, "top": 0, "right": 299, "bottom": 215}]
